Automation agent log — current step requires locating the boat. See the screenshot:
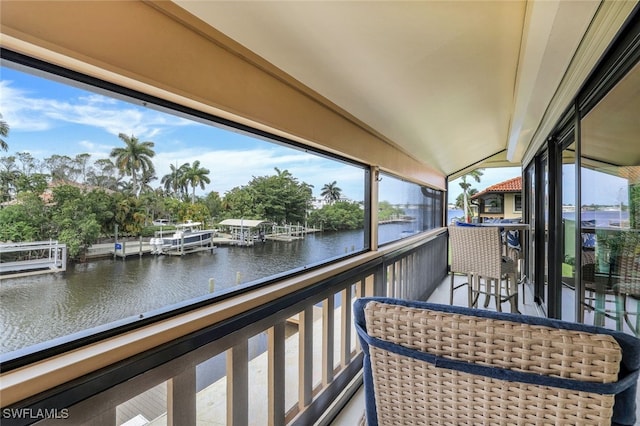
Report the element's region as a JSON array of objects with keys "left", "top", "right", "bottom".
[{"left": 149, "top": 221, "right": 216, "bottom": 255}]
